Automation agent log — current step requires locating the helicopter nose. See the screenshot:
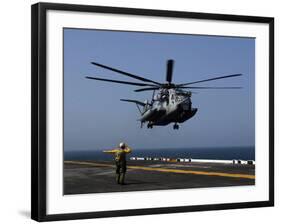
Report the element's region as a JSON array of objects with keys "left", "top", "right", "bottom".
[
  {"left": 178, "top": 98, "right": 191, "bottom": 110},
  {"left": 180, "top": 103, "right": 189, "bottom": 110}
]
